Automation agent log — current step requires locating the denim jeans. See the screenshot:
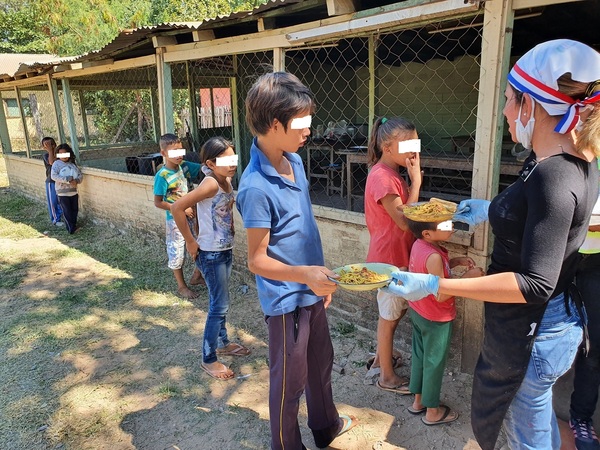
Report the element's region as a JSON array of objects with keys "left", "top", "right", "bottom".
[
  {"left": 503, "top": 293, "right": 583, "bottom": 450},
  {"left": 197, "top": 249, "right": 232, "bottom": 364},
  {"left": 570, "top": 253, "right": 600, "bottom": 421}
]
